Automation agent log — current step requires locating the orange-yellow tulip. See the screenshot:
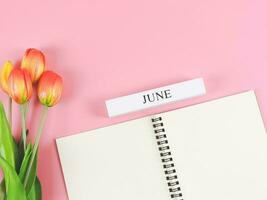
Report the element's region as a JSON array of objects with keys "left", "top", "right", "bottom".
[
  {"left": 0, "top": 61, "right": 13, "bottom": 94},
  {"left": 21, "top": 48, "right": 45, "bottom": 83},
  {"left": 38, "top": 71, "right": 63, "bottom": 107},
  {"left": 8, "top": 69, "right": 33, "bottom": 104}
]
